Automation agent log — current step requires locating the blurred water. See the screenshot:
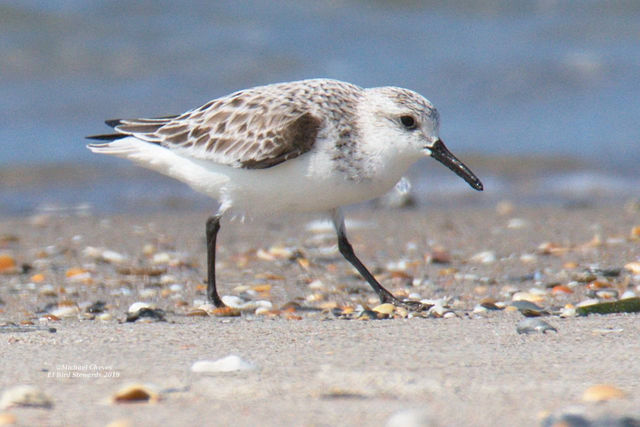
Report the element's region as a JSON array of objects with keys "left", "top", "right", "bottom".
[{"left": 1, "top": 1, "right": 639, "bottom": 214}]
